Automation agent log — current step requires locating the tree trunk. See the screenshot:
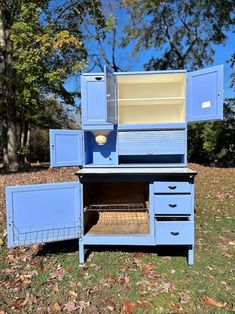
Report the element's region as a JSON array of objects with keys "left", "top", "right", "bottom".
[
  {"left": 0, "top": 6, "right": 8, "bottom": 167},
  {"left": 2, "top": 116, "right": 9, "bottom": 166},
  {"left": 24, "top": 121, "right": 30, "bottom": 165},
  {"left": 0, "top": 5, "right": 19, "bottom": 171}
]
